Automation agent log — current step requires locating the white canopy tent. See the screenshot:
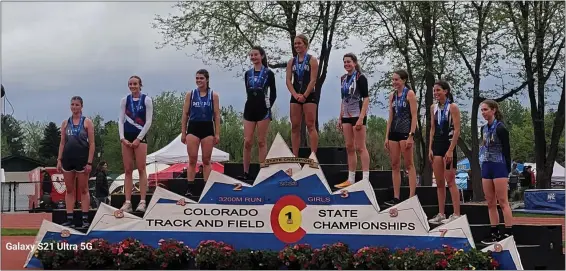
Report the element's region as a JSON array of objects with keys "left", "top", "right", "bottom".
[
  {"left": 146, "top": 133, "right": 230, "bottom": 164},
  {"left": 551, "top": 162, "right": 565, "bottom": 185}
]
